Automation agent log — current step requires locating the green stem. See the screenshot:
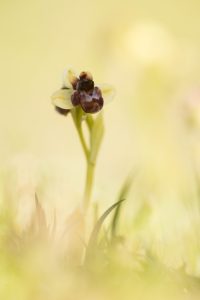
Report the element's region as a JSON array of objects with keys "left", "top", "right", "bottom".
[
  {"left": 76, "top": 125, "right": 89, "bottom": 161},
  {"left": 71, "top": 110, "right": 95, "bottom": 212},
  {"left": 76, "top": 125, "right": 95, "bottom": 212},
  {"left": 71, "top": 110, "right": 89, "bottom": 161},
  {"left": 83, "top": 162, "right": 95, "bottom": 212}
]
